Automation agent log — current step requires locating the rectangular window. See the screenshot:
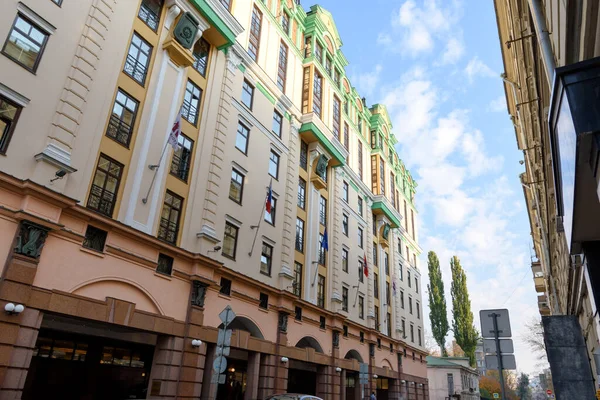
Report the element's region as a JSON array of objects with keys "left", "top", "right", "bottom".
[
  {"left": 192, "top": 37, "right": 210, "bottom": 76},
  {"left": 413, "top": 254, "right": 417, "bottom": 268},
  {"left": 229, "top": 168, "right": 244, "bottom": 204},
  {"left": 259, "top": 293, "right": 268, "bottom": 309},
  {"left": 236, "top": 121, "right": 250, "bottom": 154},
  {"left": 87, "top": 154, "right": 123, "bottom": 217},
  {"left": 320, "top": 316, "right": 326, "bottom": 329},
  {"left": 391, "top": 173, "right": 396, "bottom": 209},
  {"left": 260, "top": 242, "right": 273, "bottom": 276},
  {"left": 157, "top": 253, "right": 173, "bottom": 275},
  {"left": 343, "top": 181, "right": 349, "bottom": 202},
  {"left": 269, "top": 150, "right": 280, "bottom": 179},
  {"left": 272, "top": 110, "right": 283, "bottom": 137},
  {"left": 293, "top": 262, "right": 303, "bottom": 296},
  {"left": 358, "top": 117, "right": 362, "bottom": 135},
  {"left": 334, "top": 69, "right": 341, "bottom": 88},
  {"left": 295, "top": 218, "right": 304, "bottom": 252},
  {"left": 404, "top": 200, "right": 408, "bottom": 231},
  {"left": 313, "top": 72, "right": 323, "bottom": 118},
  {"left": 300, "top": 140, "right": 308, "bottom": 170},
  {"left": 170, "top": 134, "right": 193, "bottom": 182},
  {"left": 83, "top": 225, "right": 107, "bottom": 252},
  {"left": 409, "top": 296, "right": 413, "bottom": 314},
  {"left": 158, "top": 191, "right": 183, "bottom": 244},
  {"left": 295, "top": 306, "right": 302, "bottom": 321},
  {"left": 182, "top": 80, "right": 202, "bottom": 125},
  {"left": 318, "top": 233, "right": 326, "bottom": 266},
  {"left": 416, "top": 302, "right": 421, "bottom": 319},
  {"left": 358, "top": 196, "right": 363, "bottom": 216},
  {"left": 411, "top": 209, "right": 416, "bottom": 239},
  {"left": 386, "top": 281, "right": 391, "bottom": 305},
  {"left": 342, "top": 287, "right": 348, "bottom": 311},
  {"left": 106, "top": 89, "right": 138, "bottom": 147},
  {"left": 332, "top": 96, "right": 341, "bottom": 139},
  {"left": 408, "top": 271, "right": 411, "bottom": 287},
  {"left": 219, "top": 277, "right": 232, "bottom": 296},
  {"left": 222, "top": 222, "right": 239, "bottom": 259},
  {"left": 241, "top": 80, "right": 254, "bottom": 109},
  {"left": 315, "top": 41, "right": 323, "bottom": 61},
  {"left": 3, "top": 14, "right": 49, "bottom": 72},
  {"left": 317, "top": 275, "right": 325, "bottom": 308},
  {"left": 344, "top": 100, "right": 349, "bottom": 115},
  {"left": 410, "top": 324, "right": 414, "bottom": 343},
  {"left": 343, "top": 325, "right": 348, "bottom": 337},
  {"left": 416, "top": 277, "right": 419, "bottom": 293},
  {"left": 371, "top": 156, "right": 378, "bottom": 193},
  {"left": 342, "top": 214, "right": 349, "bottom": 236},
  {"left": 360, "top": 331, "right": 364, "bottom": 343},
  {"left": 384, "top": 252, "right": 389, "bottom": 276},
  {"left": 371, "top": 130, "right": 377, "bottom": 149},
  {"left": 399, "top": 263, "right": 403, "bottom": 280},
  {"left": 0, "top": 95, "right": 21, "bottom": 154},
  {"left": 418, "top": 328, "right": 422, "bottom": 346},
  {"left": 359, "top": 296, "right": 364, "bottom": 319},
  {"left": 277, "top": 41, "right": 288, "bottom": 92},
  {"left": 342, "top": 248, "right": 348, "bottom": 272},
  {"left": 325, "top": 56, "right": 332, "bottom": 77},
  {"left": 380, "top": 158, "right": 385, "bottom": 195},
  {"left": 374, "top": 273, "right": 379, "bottom": 299},
  {"left": 281, "top": 12, "right": 290, "bottom": 35},
  {"left": 358, "top": 260, "right": 364, "bottom": 283},
  {"left": 297, "top": 178, "right": 306, "bottom": 210},
  {"left": 401, "top": 319, "right": 406, "bottom": 337},
  {"left": 343, "top": 122, "right": 349, "bottom": 151},
  {"left": 400, "top": 291, "right": 404, "bottom": 308},
  {"left": 373, "top": 242, "right": 378, "bottom": 265},
  {"left": 248, "top": 6, "right": 262, "bottom": 61},
  {"left": 264, "top": 197, "right": 276, "bottom": 225},
  {"left": 319, "top": 196, "right": 327, "bottom": 226},
  {"left": 358, "top": 228, "right": 363, "bottom": 248},
  {"left": 138, "top": 0, "right": 163, "bottom": 31},
  {"left": 387, "top": 313, "right": 392, "bottom": 337},
  {"left": 124, "top": 33, "right": 152, "bottom": 85},
  {"left": 374, "top": 305, "right": 379, "bottom": 330},
  {"left": 219, "top": 0, "right": 231, "bottom": 10},
  {"left": 355, "top": 141, "right": 362, "bottom": 180}
]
